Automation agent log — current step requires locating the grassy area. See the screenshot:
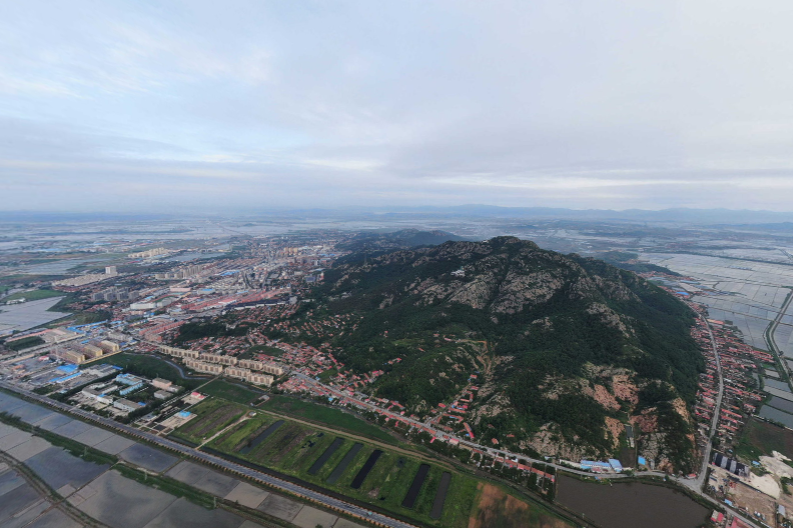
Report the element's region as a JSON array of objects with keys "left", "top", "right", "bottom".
[
  {"left": 245, "top": 344, "right": 285, "bottom": 357},
  {"left": 171, "top": 399, "right": 248, "bottom": 444},
  {"left": 201, "top": 379, "right": 263, "bottom": 404},
  {"left": 1, "top": 289, "right": 64, "bottom": 302},
  {"left": 317, "top": 368, "right": 337, "bottom": 382},
  {"left": 5, "top": 336, "right": 45, "bottom": 351},
  {"left": 70, "top": 311, "right": 111, "bottom": 325},
  {"left": 736, "top": 417, "right": 793, "bottom": 461},
  {"left": 101, "top": 353, "right": 205, "bottom": 390},
  {"left": 204, "top": 409, "right": 478, "bottom": 527},
  {"left": 262, "top": 395, "right": 397, "bottom": 445}
]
